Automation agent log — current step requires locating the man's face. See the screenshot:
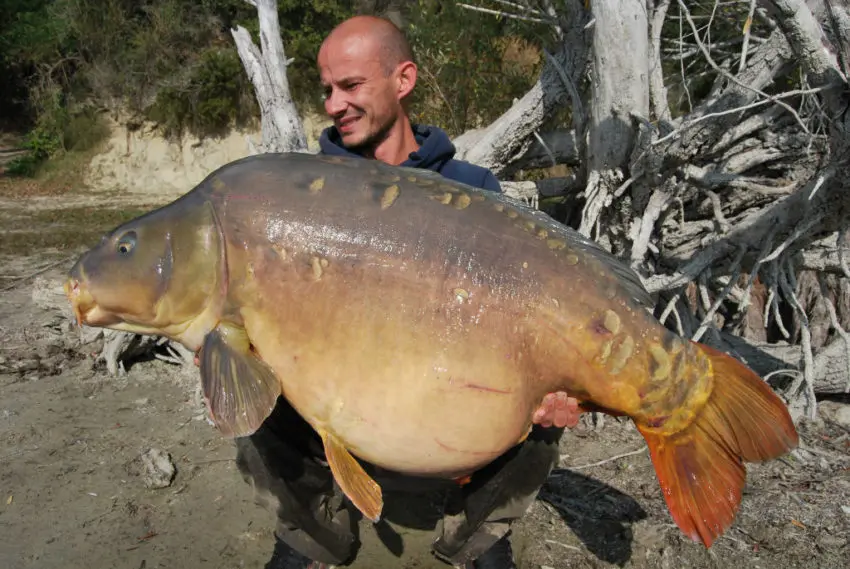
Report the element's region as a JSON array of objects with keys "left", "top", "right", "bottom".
[{"left": 318, "top": 35, "right": 403, "bottom": 149}]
